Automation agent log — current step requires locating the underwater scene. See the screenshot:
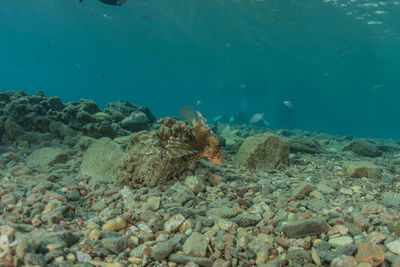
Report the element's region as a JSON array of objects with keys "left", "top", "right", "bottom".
[{"left": 1, "top": 0, "right": 400, "bottom": 266}]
